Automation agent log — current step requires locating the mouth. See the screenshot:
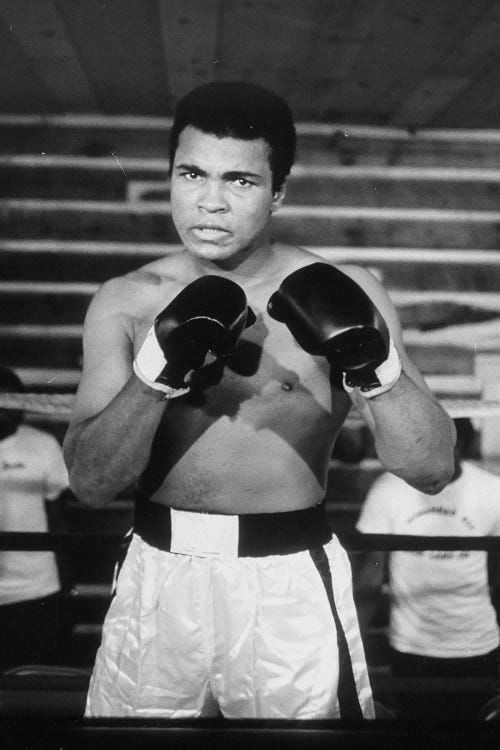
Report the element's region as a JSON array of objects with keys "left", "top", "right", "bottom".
[{"left": 191, "top": 224, "right": 232, "bottom": 241}]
